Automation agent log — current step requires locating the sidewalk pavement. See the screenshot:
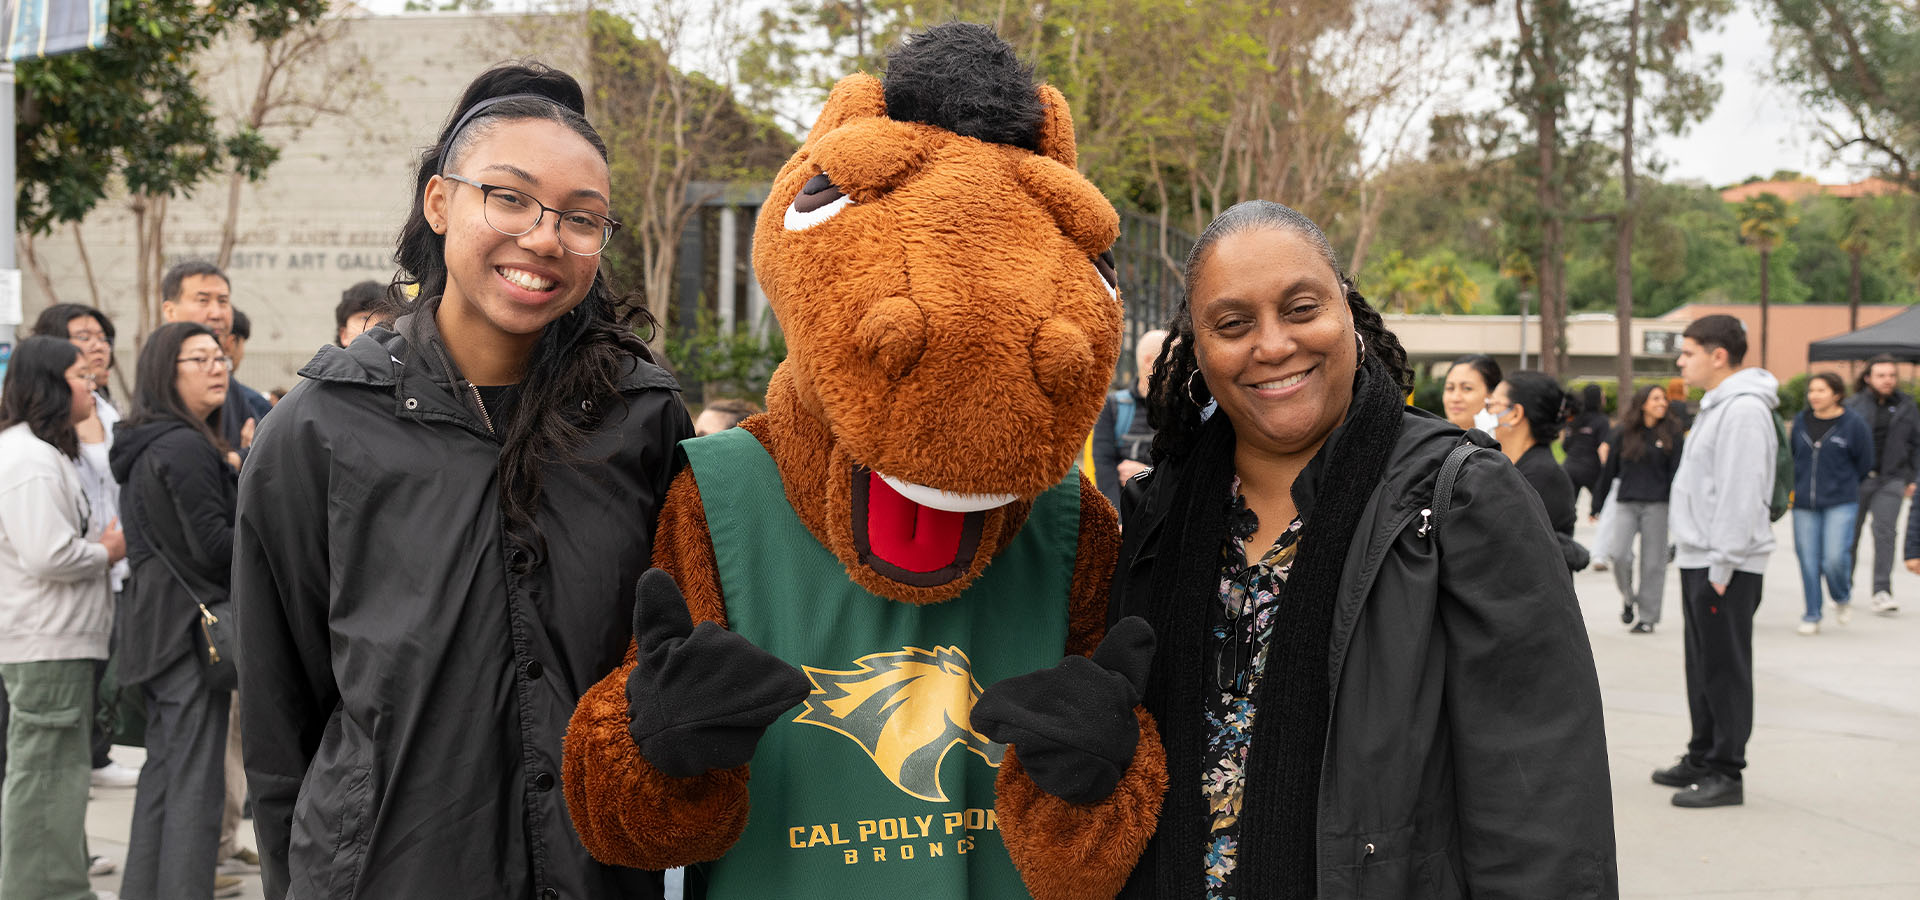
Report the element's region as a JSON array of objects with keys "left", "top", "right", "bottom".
[{"left": 79, "top": 516, "right": 1919, "bottom": 900}]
